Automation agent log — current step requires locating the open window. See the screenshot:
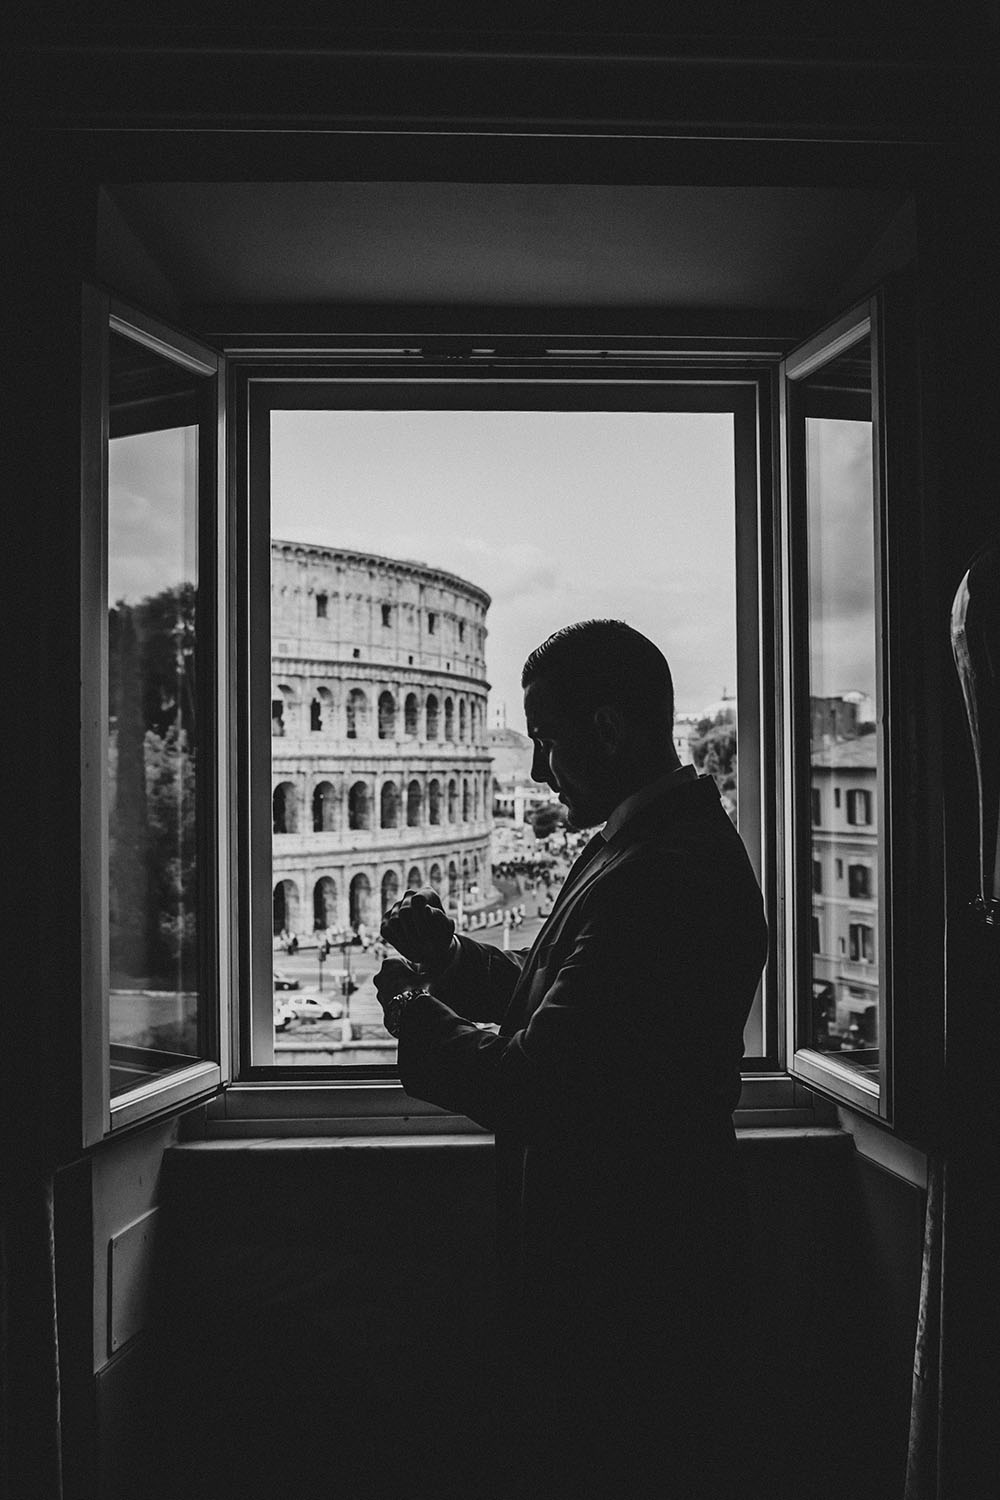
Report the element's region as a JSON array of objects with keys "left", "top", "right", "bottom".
[
  {"left": 781, "top": 298, "right": 892, "bottom": 1117},
  {"left": 81, "top": 292, "right": 227, "bottom": 1140},
  {"left": 238, "top": 368, "right": 771, "bottom": 1082}
]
